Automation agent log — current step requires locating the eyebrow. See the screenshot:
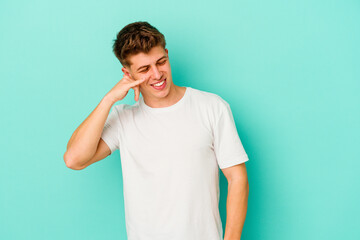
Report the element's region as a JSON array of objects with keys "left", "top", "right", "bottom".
[{"left": 136, "top": 55, "right": 167, "bottom": 72}]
